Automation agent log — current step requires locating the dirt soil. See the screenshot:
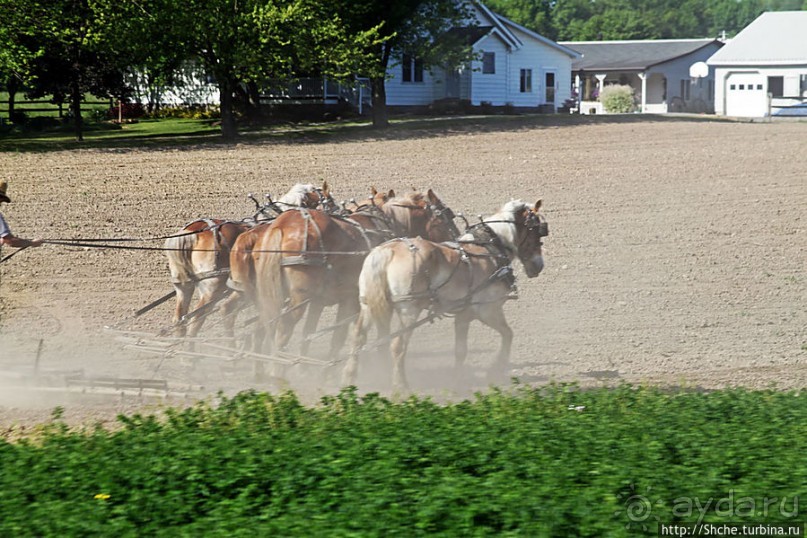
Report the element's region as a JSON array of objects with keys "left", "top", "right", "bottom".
[{"left": 1, "top": 115, "right": 805, "bottom": 432}]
